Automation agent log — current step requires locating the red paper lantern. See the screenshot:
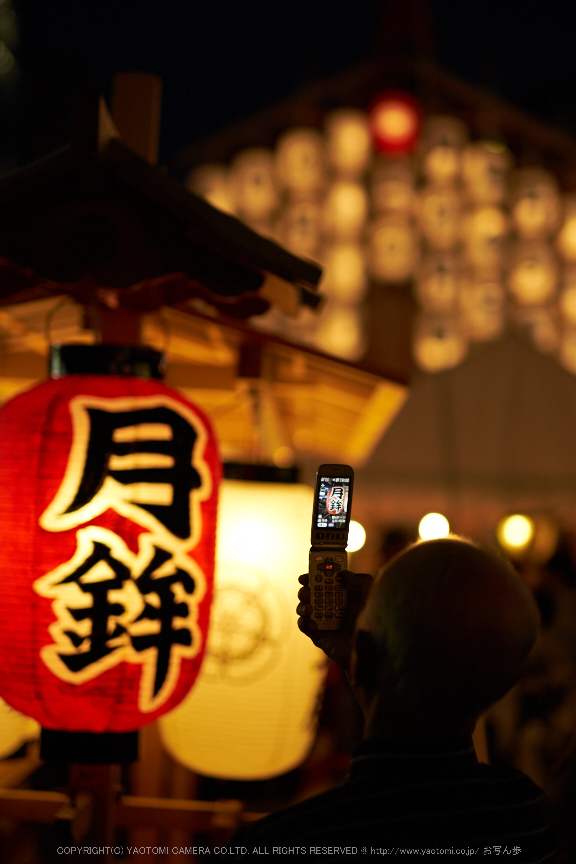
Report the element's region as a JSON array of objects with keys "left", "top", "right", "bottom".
[
  {"left": 369, "top": 91, "right": 422, "bottom": 155},
  {"left": 0, "top": 347, "right": 220, "bottom": 733}
]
